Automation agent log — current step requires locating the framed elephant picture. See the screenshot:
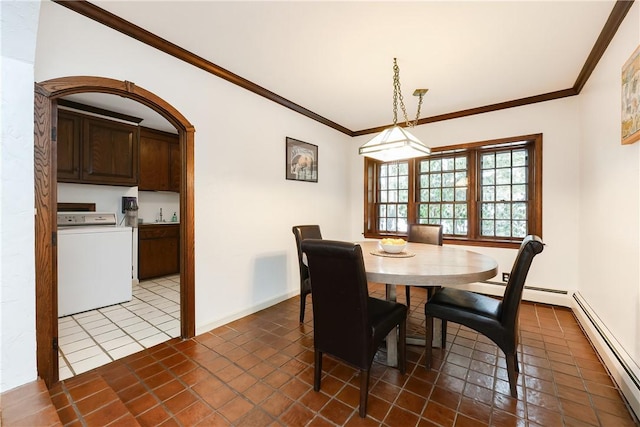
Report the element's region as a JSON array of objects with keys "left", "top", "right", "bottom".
[{"left": 286, "top": 137, "right": 318, "bottom": 182}]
